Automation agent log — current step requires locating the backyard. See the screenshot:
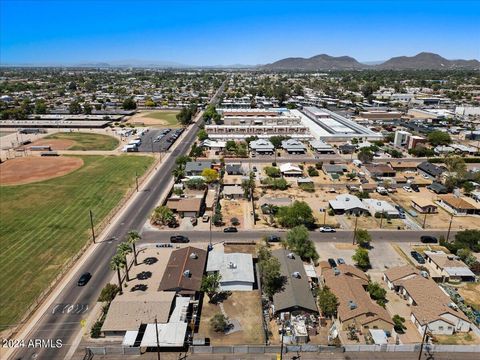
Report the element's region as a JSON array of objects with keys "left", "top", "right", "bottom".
[{"left": 0, "top": 155, "right": 154, "bottom": 331}]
